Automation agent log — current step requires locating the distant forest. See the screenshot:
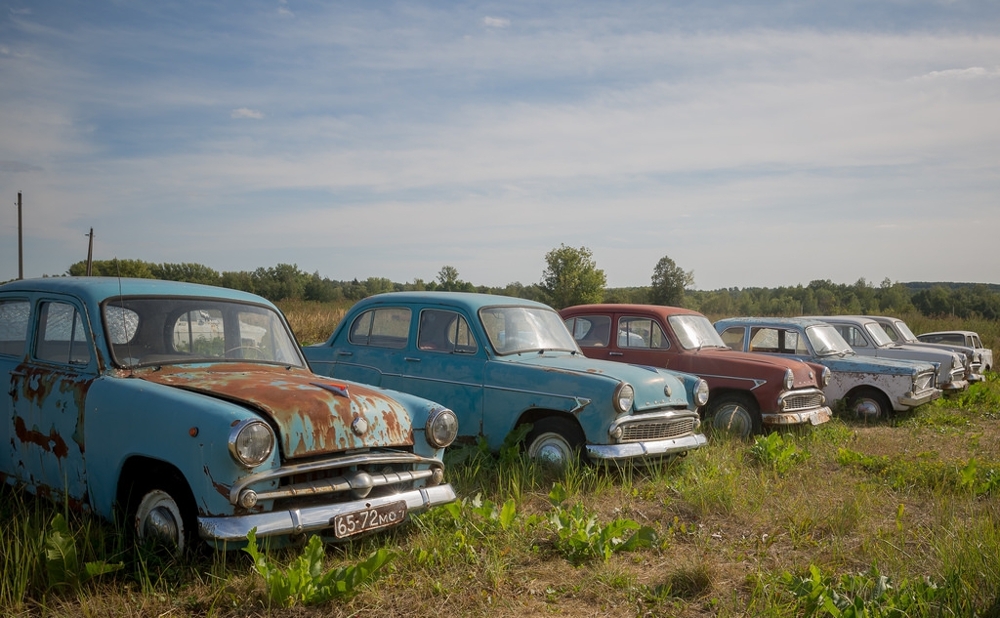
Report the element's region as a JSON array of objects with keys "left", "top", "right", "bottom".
[{"left": 62, "top": 258, "right": 1000, "bottom": 320}]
